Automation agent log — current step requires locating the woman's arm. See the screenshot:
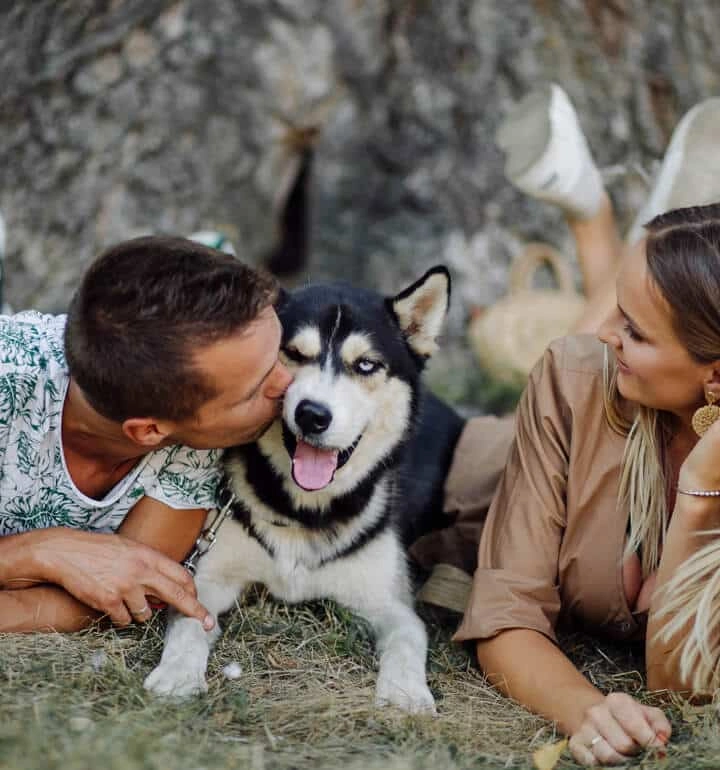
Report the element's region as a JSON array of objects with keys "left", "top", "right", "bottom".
[
  {"left": 477, "top": 629, "right": 604, "bottom": 733},
  {"left": 646, "top": 495, "right": 720, "bottom": 691},
  {"left": 647, "top": 419, "right": 720, "bottom": 691},
  {"left": 0, "top": 499, "right": 213, "bottom": 633},
  {"left": 479, "top": 629, "right": 670, "bottom": 766}
]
